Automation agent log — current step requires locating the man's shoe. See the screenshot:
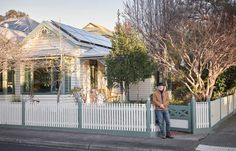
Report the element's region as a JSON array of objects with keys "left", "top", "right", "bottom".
[{"left": 166, "top": 135, "right": 174, "bottom": 139}]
